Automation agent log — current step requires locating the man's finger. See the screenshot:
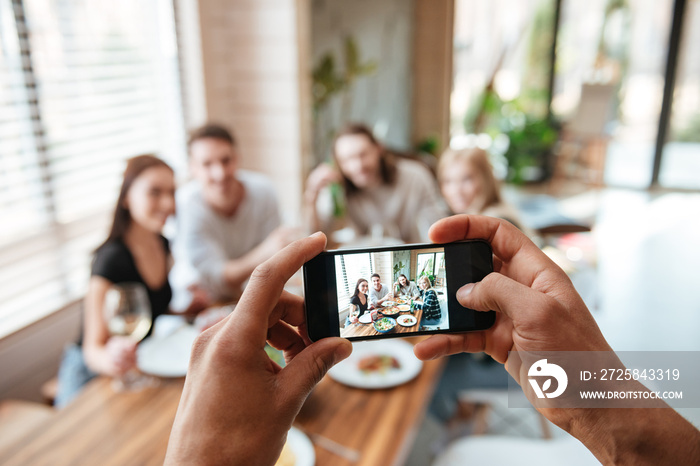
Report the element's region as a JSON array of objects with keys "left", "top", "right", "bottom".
[
  {"left": 278, "top": 338, "right": 352, "bottom": 405},
  {"left": 457, "top": 272, "right": 551, "bottom": 325},
  {"left": 413, "top": 332, "right": 487, "bottom": 360},
  {"left": 267, "top": 320, "right": 306, "bottom": 363},
  {"left": 225, "top": 232, "right": 326, "bottom": 345},
  {"left": 267, "top": 291, "right": 306, "bottom": 329}
]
